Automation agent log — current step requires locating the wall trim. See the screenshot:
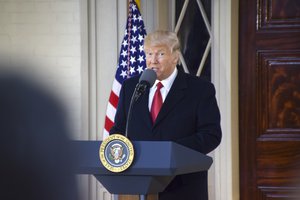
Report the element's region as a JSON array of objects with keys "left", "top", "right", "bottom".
[{"left": 211, "top": 0, "right": 239, "bottom": 199}]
